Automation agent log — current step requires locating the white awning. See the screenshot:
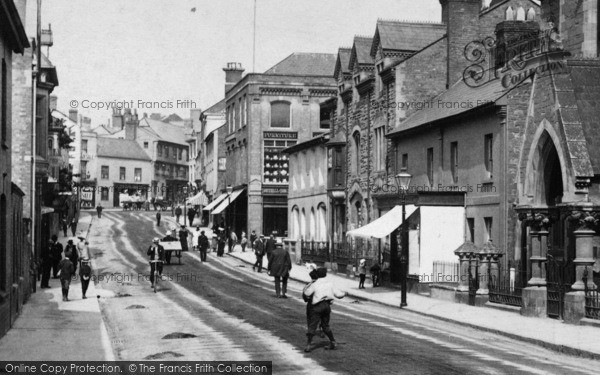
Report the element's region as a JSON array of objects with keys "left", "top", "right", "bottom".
[
  {"left": 211, "top": 189, "right": 245, "bottom": 214},
  {"left": 203, "top": 193, "right": 228, "bottom": 211},
  {"left": 347, "top": 205, "right": 418, "bottom": 239},
  {"left": 187, "top": 191, "right": 208, "bottom": 206},
  {"left": 41, "top": 206, "right": 55, "bottom": 215}
]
